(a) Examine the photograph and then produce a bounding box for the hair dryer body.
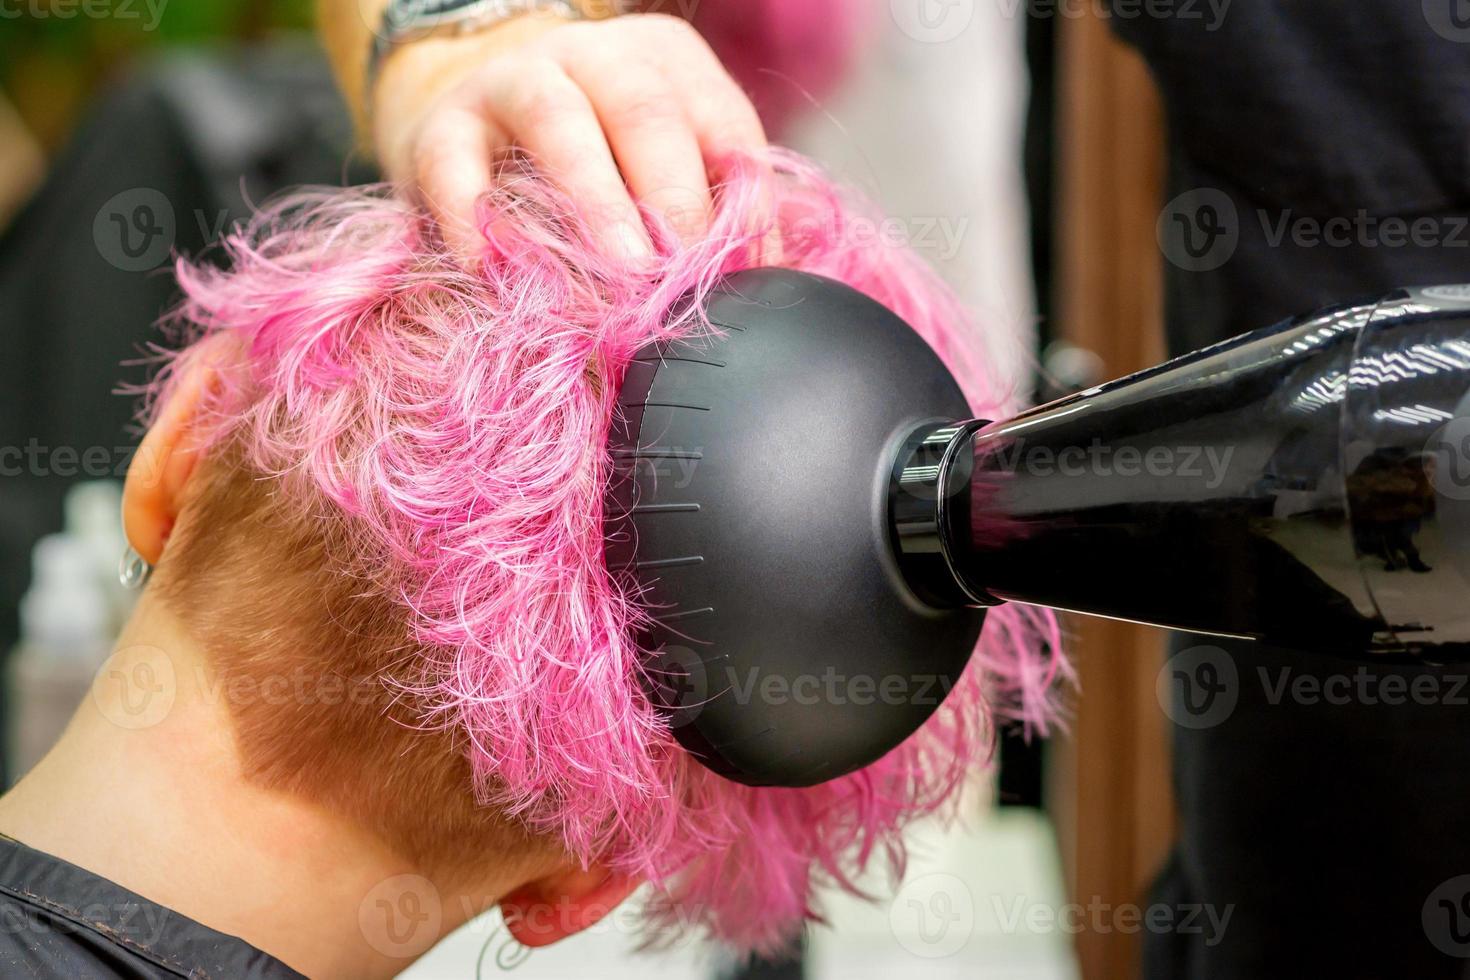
[946,285,1470,663]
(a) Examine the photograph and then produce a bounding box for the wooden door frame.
[1046,10,1174,980]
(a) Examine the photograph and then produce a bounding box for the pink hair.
[150,149,1066,955]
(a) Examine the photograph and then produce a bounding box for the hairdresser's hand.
[371,12,769,260]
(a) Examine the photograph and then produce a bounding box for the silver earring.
[119,547,152,590]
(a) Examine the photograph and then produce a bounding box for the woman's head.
[122,150,1064,956]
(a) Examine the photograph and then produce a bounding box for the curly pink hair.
[146,149,1065,955]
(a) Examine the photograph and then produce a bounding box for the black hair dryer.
[608,270,1470,788]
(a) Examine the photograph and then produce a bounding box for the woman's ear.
[499,864,643,948]
[121,358,218,566]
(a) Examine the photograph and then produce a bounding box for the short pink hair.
[149,149,1065,955]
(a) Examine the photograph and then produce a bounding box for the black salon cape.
[0,836,303,979]
[1111,4,1470,978]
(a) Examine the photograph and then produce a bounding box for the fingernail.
[611,221,654,263]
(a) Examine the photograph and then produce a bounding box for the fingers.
[641,18,780,263]
[556,15,775,257]
[412,105,503,259]
[392,14,779,265]
[561,54,712,245]
[484,59,655,263]
[643,16,768,171]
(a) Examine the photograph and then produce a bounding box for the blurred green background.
[2,0,313,151]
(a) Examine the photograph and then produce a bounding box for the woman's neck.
[0,594,507,979]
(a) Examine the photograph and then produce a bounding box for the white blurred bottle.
[8,482,126,779]
[62,481,133,626]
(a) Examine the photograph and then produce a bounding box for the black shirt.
[1111,4,1470,978]
[0,835,303,979]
